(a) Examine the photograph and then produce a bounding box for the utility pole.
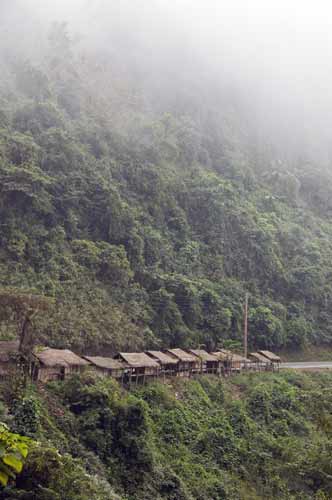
[244,292,249,359]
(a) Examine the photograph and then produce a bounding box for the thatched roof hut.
[33,348,89,382]
[146,351,179,365]
[213,349,238,360]
[231,353,248,363]
[189,349,220,374]
[166,348,197,363]
[212,350,247,372]
[165,348,200,375]
[258,350,281,363]
[249,352,270,364]
[116,352,159,368]
[189,349,219,362]
[213,350,247,362]
[146,350,179,377]
[83,356,126,379]
[84,356,125,371]
[34,348,89,368]
[115,352,159,381]
[212,351,230,361]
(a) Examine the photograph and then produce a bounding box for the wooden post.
[198,343,205,375]
[244,293,249,360]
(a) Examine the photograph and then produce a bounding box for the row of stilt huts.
[0,341,281,384]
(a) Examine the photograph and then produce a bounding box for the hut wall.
[130,366,158,378]
[206,361,219,374]
[230,359,243,372]
[131,367,145,377]
[145,366,158,376]
[37,366,64,382]
[176,361,194,376]
[91,366,108,377]
[88,365,124,379]
[164,363,177,375]
[111,368,124,379]
[66,365,87,376]
[37,364,87,382]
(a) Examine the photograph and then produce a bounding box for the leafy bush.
[11,397,40,437]
[0,423,30,487]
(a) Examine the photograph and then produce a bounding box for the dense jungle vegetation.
[1,21,332,354]
[1,6,332,499]
[1,371,332,499]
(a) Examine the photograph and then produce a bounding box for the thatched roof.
[34,348,90,368]
[83,356,126,370]
[249,352,270,363]
[189,349,219,362]
[212,350,247,363]
[117,352,160,368]
[146,351,178,365]
[166,348,198,363]
[213,350,236,360]
[212,351,230,361]
[231,353,248,363]
[0,341,20,362]
[218,349,235,357]
[258,350,281,362]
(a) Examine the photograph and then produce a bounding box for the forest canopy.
[0,4,332,354]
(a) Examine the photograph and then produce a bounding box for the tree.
[0,288,52,355]
[249,305,285,349]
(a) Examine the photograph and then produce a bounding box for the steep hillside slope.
[2,372,332,499]
[1,23,332,353]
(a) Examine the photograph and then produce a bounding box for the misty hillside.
[3,3,332,500]
[1,4,332,354]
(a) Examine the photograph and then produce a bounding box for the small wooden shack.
[114,352,159,383]
[165,348,200,377]
[213,350,248,374]
[188,349,220,374]
[33,348,90,382]
[212,350,233,375]
[258,350,281,371]
[249,352,270,371]
[146,351,178,377]
[0,341,20,379]
[231,353,248,371]
[83,356,126,380]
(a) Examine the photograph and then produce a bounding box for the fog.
[2,0,332,163]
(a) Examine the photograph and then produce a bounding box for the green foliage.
[2,14,332,500]
[11,397,40,437]
[1,372,332,498]
[9,445,119,500]
[249,305,285,349]
[0,423,30,487]
[0,20,332,354]
[110,398,154,492]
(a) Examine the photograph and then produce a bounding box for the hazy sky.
[2,0,332,161]
[5,0,332,89]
